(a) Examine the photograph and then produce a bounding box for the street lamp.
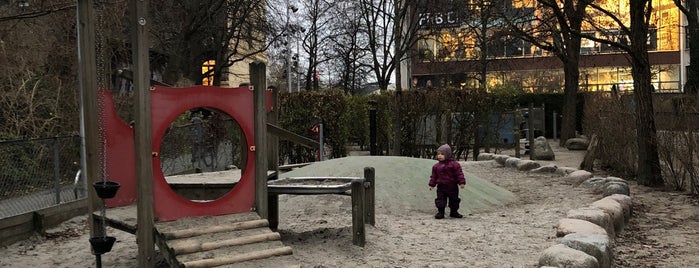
[286,3,298,93]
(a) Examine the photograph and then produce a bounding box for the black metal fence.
[0,136,82,219]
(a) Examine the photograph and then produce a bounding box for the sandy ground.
[1,140,697,267]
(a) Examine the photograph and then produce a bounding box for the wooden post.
[251,61,268,218]
[130,0,155,266]
[268,194,279,230]
[351,179,365,247]
[528,103,534,160]
[363,167,375,226]
[76,0,102,238]
[514,107,520,158]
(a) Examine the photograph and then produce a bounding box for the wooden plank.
[266,123,319,149]
[92,205,138,234]
[0,218,34,247]
[172,232,281,255]
[182,246,293,268]
[580,134,599,171]
[34,199,88,234]
[0,212,34,229]
[160,219,269,240]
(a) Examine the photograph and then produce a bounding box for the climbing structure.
[92,85,295,267]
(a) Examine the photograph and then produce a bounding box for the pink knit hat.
[437,144,452,159]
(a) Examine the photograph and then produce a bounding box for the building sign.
[418,11,462,29]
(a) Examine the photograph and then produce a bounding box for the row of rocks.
[477,153,632,268]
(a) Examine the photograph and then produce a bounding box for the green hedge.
[276,88,573,162]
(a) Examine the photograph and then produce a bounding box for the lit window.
[202,60,215,86]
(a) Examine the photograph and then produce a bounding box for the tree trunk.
[559,48,580,146]
[683,0,699,93]
[630,0,664,186]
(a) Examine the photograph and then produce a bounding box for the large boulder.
[591,198,625,232]
[606,194,633,222]
[565,138,590,150]
[477,153,495,161]
[539,244,600,268]
[531,136,555,160]
[556,218,608,237]
[604,182,630,197]
[561,233,613,268]
[566,207,615,237]
[516,160,541,171]
[494,154,509,166]
[565,170,594,185]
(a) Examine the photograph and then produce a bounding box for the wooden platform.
[94,205,296,267]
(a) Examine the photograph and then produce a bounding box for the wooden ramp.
[95,206,296,267]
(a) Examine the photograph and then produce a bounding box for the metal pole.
[318,122,324,161]
[553,111,558,141]
[286,0,292,93]
[297,41,301,92]
[368,100,377,156]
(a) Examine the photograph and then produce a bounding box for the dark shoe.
[450,212,463,218]
[435,212,445,219]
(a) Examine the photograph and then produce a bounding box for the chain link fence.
[160,113,244,176]
[0,136,82,219]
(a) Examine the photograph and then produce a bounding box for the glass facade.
[412,0,682,92]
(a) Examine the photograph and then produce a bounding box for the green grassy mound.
[279,156,517,214]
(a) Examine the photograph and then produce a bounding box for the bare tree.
[327,1,372,94]
[506,0,589,146]
[576,0,663,186]
[358,0,421,155]
[150,0,273,86]
[674,0,699,93]
[298,0,336,91]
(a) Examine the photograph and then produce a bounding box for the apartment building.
[409,0,685,93]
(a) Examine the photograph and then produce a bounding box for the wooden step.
[154,212,296,268]
[181,246,293,268]
[161,219,269,240]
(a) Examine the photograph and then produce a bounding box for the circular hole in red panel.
[159,107,247,201]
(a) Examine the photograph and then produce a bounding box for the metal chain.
[95,0,108,183]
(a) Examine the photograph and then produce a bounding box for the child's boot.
[435,208,445,219]
[450,210,463,218]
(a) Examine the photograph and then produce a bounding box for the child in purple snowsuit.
[428,144,466,219]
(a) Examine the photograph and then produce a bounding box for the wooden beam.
[129,0,155,266]
[172,232,282,255]
[363,167,375,226]
[161,219,269,239]
[251,62,268,219]
[76,0,101,238]
[351,179,365,247]
[266,123,319,149]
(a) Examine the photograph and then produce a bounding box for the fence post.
[363,167,375,226]
[53,137,61,204]
[351,179,365,247]
[553,111,558,141]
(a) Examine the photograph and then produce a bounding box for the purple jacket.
[429,159,466,187]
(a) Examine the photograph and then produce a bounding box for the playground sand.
[2,142,699,267]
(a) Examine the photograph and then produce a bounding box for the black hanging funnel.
[89,236,116,255]
[92,181,120,199]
